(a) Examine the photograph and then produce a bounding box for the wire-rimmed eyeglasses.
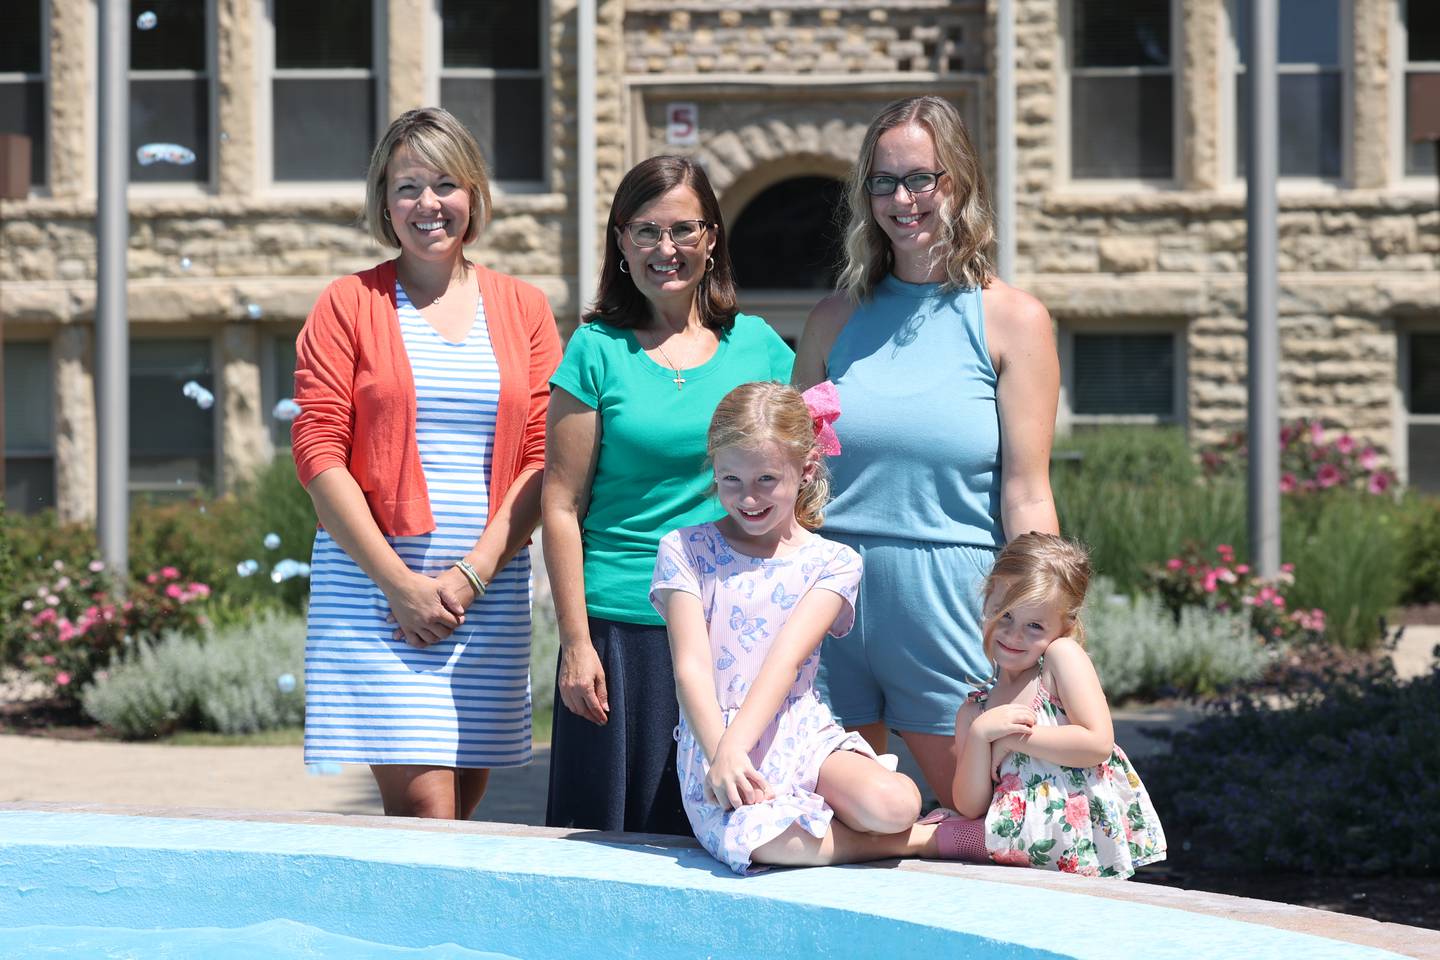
[619,219,712,248]
[862,170,947,197]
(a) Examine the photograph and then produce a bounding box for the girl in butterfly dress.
[651,381,954,873]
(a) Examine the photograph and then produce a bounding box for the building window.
[265,333,298,453]
[439,0,544,182]
[730,177,846,292]
[0,0,46,188]
[1404,0,1440,176]
[129,0,210,185]
[271,0,377,182]
[4,341,55,513]
[1404,331,1440,492]
[130,339,215,497]
[1232,0,1344,179]
[1067,0,1175,180]
[1060,329,1185,427]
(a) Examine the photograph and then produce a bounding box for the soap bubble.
[135,10,157,30]
[272,398,302,421]
[236,559,259,578]
[136,143,196,166]
[246,303,263,320]
[219,131,230,142]
[263,532,281,550]
[276,673,297,693]
[179,256,192,270]
[270,559,311,583]
[181,380,214,410]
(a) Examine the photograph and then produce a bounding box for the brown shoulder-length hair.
[363,107,492,248]
[585,155,739,332]
[837,96,996,302]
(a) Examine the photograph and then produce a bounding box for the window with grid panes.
[440,0,544,182]
[272,0,376,181]
[129,0,210,184]
[1072,332,1177,419]
[1407,333,1440,492]
[1405,0,1440,176]
[1068,0,1174,180]
[4,341,55,513]
[0,0,45,188]
[129,339,216,497]
[1233,0,1343,179]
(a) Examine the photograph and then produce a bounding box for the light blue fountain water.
[0,811,1414,960]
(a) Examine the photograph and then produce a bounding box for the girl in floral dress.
[651,381,957,874]
[935,533,1166,878]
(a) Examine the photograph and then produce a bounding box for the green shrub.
[530,597,558,723]
[1399,494,1440,606]
[1144,662,1440,875]
[82,611,305,738]
[1053,425,1201,486]
[1282,491,1406,649]
[1083,579,1269,701]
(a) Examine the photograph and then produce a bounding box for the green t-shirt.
[550,313,795,624]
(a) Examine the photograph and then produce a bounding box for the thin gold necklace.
[402,263,468,307]
[652,339,687,390]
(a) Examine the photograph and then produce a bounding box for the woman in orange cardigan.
[292,107,562,820]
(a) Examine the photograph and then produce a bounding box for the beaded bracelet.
[453,558,487,597]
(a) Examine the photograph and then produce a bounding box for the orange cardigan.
[291,259,562,537]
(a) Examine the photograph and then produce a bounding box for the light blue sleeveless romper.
[816,274,1003,735]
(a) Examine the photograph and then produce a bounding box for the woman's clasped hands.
[384,568,477,647]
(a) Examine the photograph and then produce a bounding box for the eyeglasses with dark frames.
[620,219,712,248]
[862,170,947,197]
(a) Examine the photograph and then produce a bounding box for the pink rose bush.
[1149,543,1326,643]
[1200,420,1398,498]
[14,563,210,706]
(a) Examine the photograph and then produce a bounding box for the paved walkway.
[3,626,1434,823]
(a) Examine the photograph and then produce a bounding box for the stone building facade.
[1,0,1437,522]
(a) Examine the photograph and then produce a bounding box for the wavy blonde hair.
[363,107,492,249]
[981,533,1093,662]
[707,382,830,532]
[838,96,996,302]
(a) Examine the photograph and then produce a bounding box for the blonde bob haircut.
[707,381,831,532]
[981,533,1092,662]
[364,107,493,249]
[838,96,996,302]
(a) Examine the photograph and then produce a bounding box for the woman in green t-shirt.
[543,156,794,834]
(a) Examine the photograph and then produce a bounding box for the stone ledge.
[1042,189,1440,217]
[0,191,569,219]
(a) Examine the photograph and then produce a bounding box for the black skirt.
[544,615,691,835]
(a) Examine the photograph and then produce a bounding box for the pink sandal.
[927,812,988,862]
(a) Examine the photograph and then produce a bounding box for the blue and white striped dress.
[303,285,533,769]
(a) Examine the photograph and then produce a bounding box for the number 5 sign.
[666,103,699,146]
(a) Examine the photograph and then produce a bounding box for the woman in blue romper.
[793,96,1060,810]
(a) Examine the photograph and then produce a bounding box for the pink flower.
[1279,473,1297,493]
[57,619,77,643]
[89,560,105,573]
[1279,425,1296,446]
[55,672,71,686]
[165,583,183,599]
[32,609,56,626]
[1057,854,1080,874]
[1367,472,1391,495]
[1064,792,1090,831]
[1309,420,1325,444]
[42,655,56,665]
[1272,595,1286,608]
[146,573,159,584]
[992,849,1031,867]
[1203,571,1219,593]
[55,576,71,590]
[997,772,1023,794]
[160,566,180,580]
[1216,544,1234,560]
[1235,564,1250,575]
[1166,558,1183,571]
[1336,434,1354,455]
[1280,563,1295,573]
[45,594,59,606]
[188,582,211,598]
[1359,447,1380,471]
[1316,463,1343,488]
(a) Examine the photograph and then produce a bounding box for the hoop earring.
[383,209,392,221]
[619,259,630,274]
[706,256,715,272]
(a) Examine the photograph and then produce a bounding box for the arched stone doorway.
[727,175,849,343]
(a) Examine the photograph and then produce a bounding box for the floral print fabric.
[651,523,890,875]
[980,683,1167,878]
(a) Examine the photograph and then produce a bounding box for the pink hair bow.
[801,381,842,456]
